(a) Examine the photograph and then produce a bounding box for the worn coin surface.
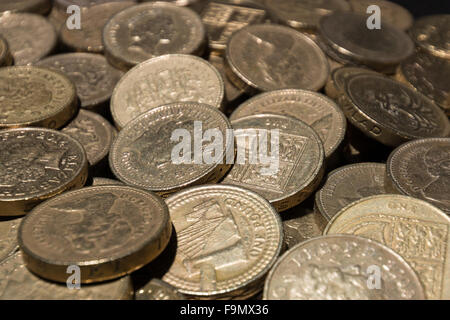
[339,73,450,147]
[225,24,329,94]
[282,206,323,250]
[0,128,88,216]
[135,278,185,300]
[0,251,133,300]
[263,235,425,300]
[103,2,206,70]
[111,54,224,129]
[0,0,51,15]
[0,36,13,67]
[0,218,21,263]
[19,185,172,283]
[325,66,379,100]
[410,15,450,60]
[110,102,232,195]
[36,53,124,110]
[319,12,414,73]
[0,66,78,129]
[222,114,325,212]
[325,195,450,299]
[386,138,450,216]
[162,185,283,298]
[0,13,56,65]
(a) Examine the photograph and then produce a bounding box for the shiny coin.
[136,278,185,300]
[325,66,379,100]
[339,73,450,147]
[0,0,51,15]
[222,114,325,212]
[325,194,450,299]
[0,66,78,129]
[110,102,232,196]
[225,24,329,94]
[91,177,123,186]
[0,128,88,216]
[0,218,21,263]
[319,12,414,73]
[386,138,450,215]
[208,53,243,105]
[36,53,123,111]
[18,185,172,283]
[410,15,450,60]
[0,12,56,65]
[0,35,13,67]
[282,206,323,250]
[162,185,283,299]
[0,251,133,300]
[111,54,224,129]
[263,234,425,300]
[103,2,206,70]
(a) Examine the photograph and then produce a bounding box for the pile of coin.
[0,0,449,300]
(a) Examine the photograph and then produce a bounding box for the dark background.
[390,0,449,17]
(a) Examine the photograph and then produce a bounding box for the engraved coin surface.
[325,66,379,100]
[264,235,425,300]
[282,207,323,250]
[18,185,172,283]
[0,13,56,65]
[386,138,450,215]
[0,128,88,216]
[0,66,78,129]
[0,251,133,300]
[36,53,124,110]
[225,24,329,94]
[410,15,450,60]
[0,35,13,67]
[111,54,224,129]
[110,102,232,195]
[0,0,51,15]
[222,114,325,212]
[325,195,450,299]
[230,89,346,160]
[0,218,21,263]
[62,110,117,166]
[136,278,185,300]
[162,185,283,298]
[103,2,206,70]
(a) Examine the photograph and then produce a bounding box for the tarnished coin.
[19,185,172,283]
[325,66,379,100]
[91,177,123,186]
[111,54,224,129]
[62,110,117,167]
[229,90,346,162]
[0,12,56,65]
[222,114,325,212]
[325,194,450,300]
[396,51,450,116]
[208,53,243,105]
[0,251,133,300]
[0,128,88,216]
[0,0,51,15]
[410,15,450,60]
[136,278,185,300]
[319,12,414,73]
[0,66,78,129]
[282,206,323,250]
[0,35,13,67]
[225,24,329,94]
[60,2,136,53]
[386,138,450,215]
[263,235,425,300]
[36,53,123,111]
[103,2,206,70]
[162,185,283,299]
[110,103,232,195]
[314,163,387,224]
[348,0,413,31]
[264,0,350,31]
[0,218,21,263]
[339,73,450,147]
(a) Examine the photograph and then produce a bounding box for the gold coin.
[0,35,13,67]
[410,15,450,60]
[0,217,21,263]
[0,0,51,15]
[135,278,185,300]
[91,177,123,186]
[18,185,172,283]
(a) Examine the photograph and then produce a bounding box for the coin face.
[319,12,414,73]
[110,102,232,195]
[0,66,78,129]
[263,235,425,300]
[0,251,133,300]
[136,278,185,300]
[230,89,346,160]
[222,114,325,212]
[282,207,323,250]
[315,163,387,222]
[325,66,378,100]
[0,13,56,65]
[0,218,21,263]
[162,185,283,298]
[386,138,450,215]
[208,54,243,104]
[340,73,450,147]
[103,2,206,70]
[225,24,329,94]
[0,35,13,67]
[62,110,117,166]
[19,185,172,283]
[410,15,450,60]
[111,54,224,129]
[0,0,51,15]
[325,194,450,299]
